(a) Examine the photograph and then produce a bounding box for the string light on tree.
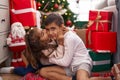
[65,12,68,15]
[52,0,54,2]
[63,0,65,2]
[51,8,54,10]
[58,0,60,3]
[42,0,44,3]
[36,0,77,27]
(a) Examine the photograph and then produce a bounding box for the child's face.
[39,29,49,42]
[45,22,62,40]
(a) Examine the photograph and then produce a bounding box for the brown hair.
[25,27,47,68]
[44,13,64,27]
[25,27,57,69]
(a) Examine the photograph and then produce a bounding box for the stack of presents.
[75,10,117,77]
[8,0,37,67]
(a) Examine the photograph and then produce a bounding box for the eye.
[51,27,56,31]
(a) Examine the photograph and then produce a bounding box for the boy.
[39,13,93,80]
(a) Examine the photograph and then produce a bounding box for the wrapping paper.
[91,32,117,53]
[10,0,36,26]
[89,50,112,72]
[88,10,113,31]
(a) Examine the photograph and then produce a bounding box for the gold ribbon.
[87,11,111,31]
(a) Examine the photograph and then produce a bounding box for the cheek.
[51,33,57,39]
[44,35,49,41]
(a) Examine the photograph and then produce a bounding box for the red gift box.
[88,10,113,32]
[10,0,36,26]
[12,0,35,10]
[21,73,45,80]
[91,32,117,53]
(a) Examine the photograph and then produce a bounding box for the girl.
[26,27,71,80]
[0,27,64,76]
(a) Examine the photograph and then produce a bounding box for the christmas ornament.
[36,2,42,9]
[66,20,72,26]
[37,2,42,7]
[54,3,59,9]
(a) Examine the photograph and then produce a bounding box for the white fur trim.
[12,59,17,62]
[17,58,22,61]
[9,42,26,47]
[12,8,36,14]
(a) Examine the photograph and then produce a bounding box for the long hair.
[25,27,58,69]
[25,27,46,69]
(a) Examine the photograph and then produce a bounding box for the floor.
[0,60,22,80]
[0,74,22,80]
[0,61,111,80]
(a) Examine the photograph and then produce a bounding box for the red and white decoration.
[10,0,37,27]
[7,22,26,67]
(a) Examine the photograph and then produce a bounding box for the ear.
[61,24,65,28]
[59,24,65,30]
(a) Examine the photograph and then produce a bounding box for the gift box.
[89,50,112,72]
[91,32,117,53]
[10,0,36,26]
[21,73,45,80]
[91,72,113,77]
[74,29,87,44]
[88,10,113,31]
[11,0,35,10]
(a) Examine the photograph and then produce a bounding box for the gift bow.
[87,11,111,31]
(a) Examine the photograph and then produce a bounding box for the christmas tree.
[36,0,77,28]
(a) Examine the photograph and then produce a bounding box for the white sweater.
[49,31,93,75]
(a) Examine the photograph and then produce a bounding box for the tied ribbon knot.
[87,11,111,31]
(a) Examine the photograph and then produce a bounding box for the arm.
[21,52,28,67]
[49,33,75,67]
[41,45,64,59]
[49,45,64,59]
[77,69,89,80]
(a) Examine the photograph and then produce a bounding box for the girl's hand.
[57,29,64,45]
[57,35,64,45]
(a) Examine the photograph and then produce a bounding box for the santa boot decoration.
[11,52,19,67]
[17,52,26,67]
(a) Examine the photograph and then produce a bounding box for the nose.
[48,30,53,38]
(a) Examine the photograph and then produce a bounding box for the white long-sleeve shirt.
[49,30,93,75]
[48,45,64,59]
